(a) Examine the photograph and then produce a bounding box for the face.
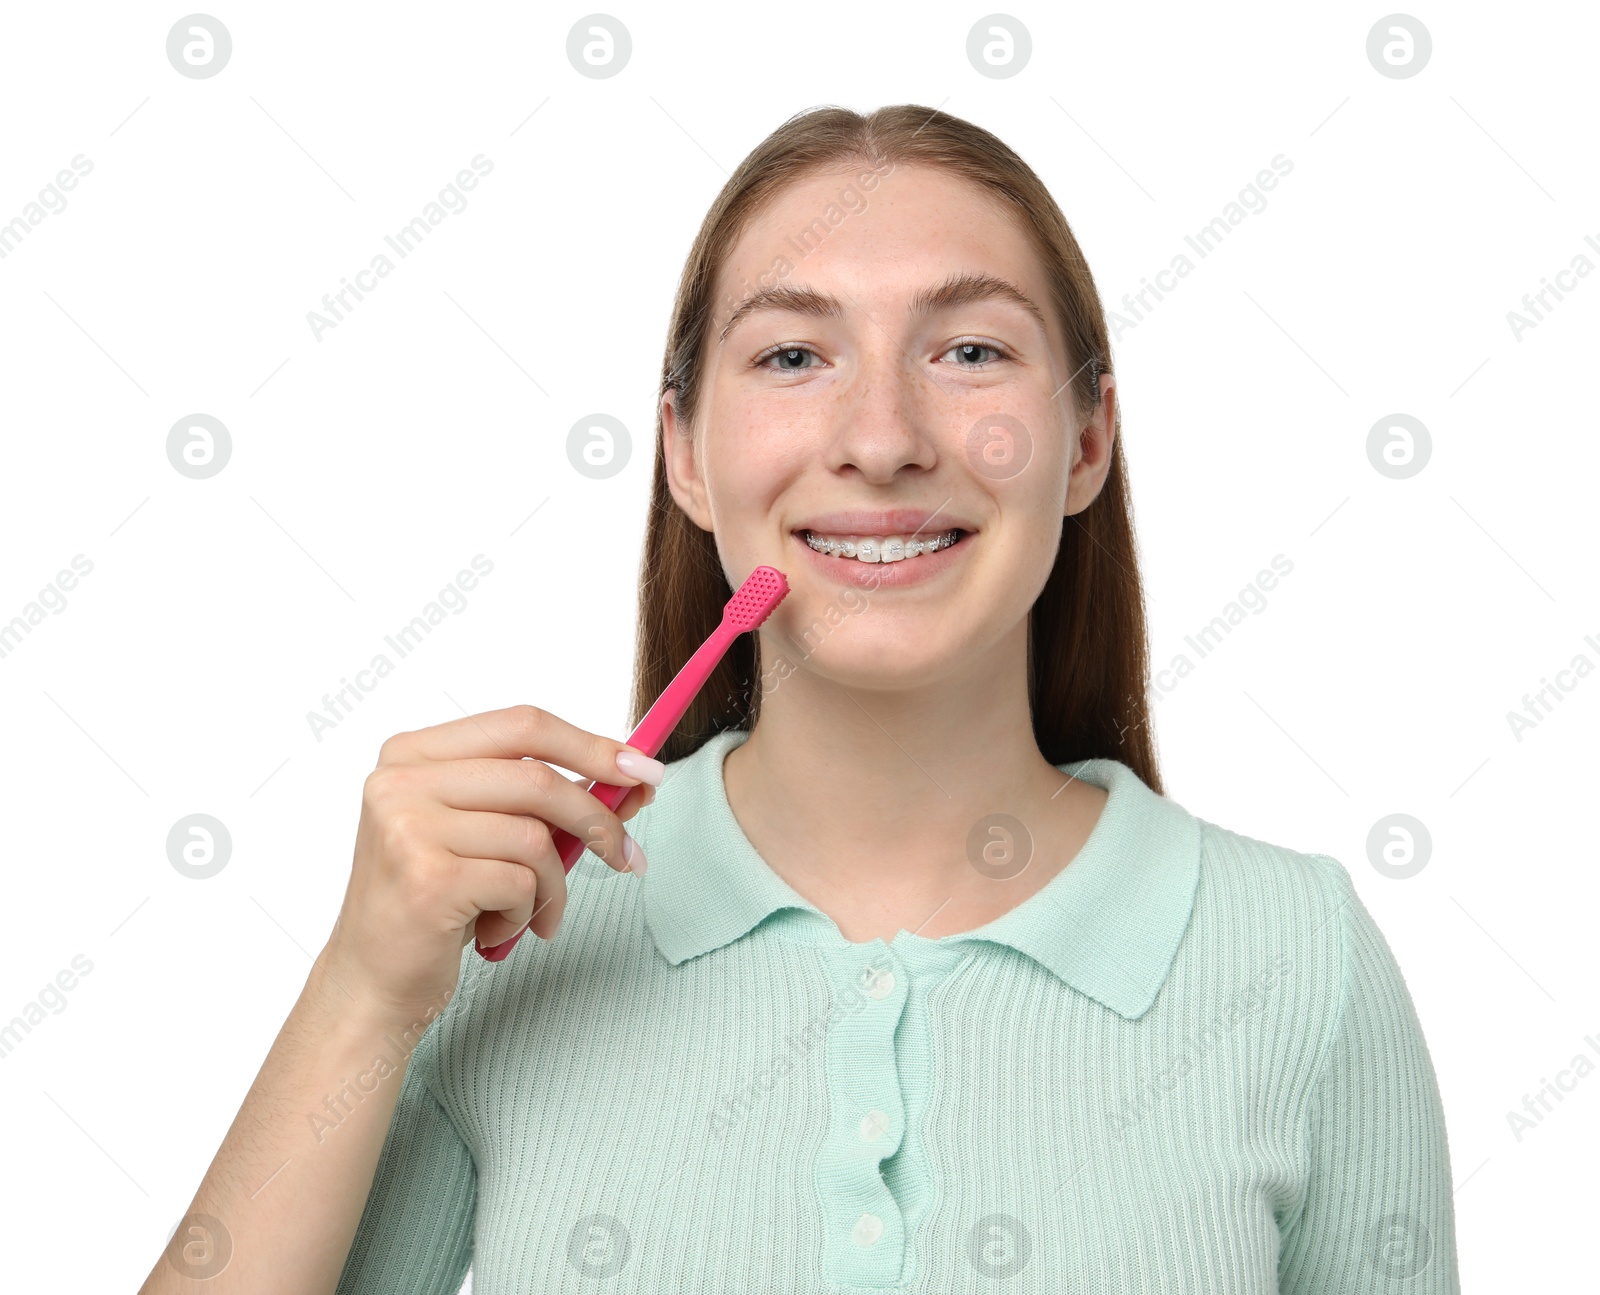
[662,162,1116,691]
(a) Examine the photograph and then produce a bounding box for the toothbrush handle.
[475,623,736,962]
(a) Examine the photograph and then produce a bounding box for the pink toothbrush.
[474,564,790,961]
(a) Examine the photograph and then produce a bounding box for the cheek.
[714,418,816,496]
[981,425,1073,514]
[962,400,1073,480]
[700,432,793,538]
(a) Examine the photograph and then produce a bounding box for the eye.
[940,339,1011,368]
[753,344,823,372]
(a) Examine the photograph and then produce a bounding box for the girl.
[146,104,1459,1295]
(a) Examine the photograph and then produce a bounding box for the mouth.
[788,523,975,590]
[792,527,971,563]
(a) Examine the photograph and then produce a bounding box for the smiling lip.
[790,508,979,537]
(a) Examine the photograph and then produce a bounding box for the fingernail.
[615,750,666,786]
[622,832,648,877]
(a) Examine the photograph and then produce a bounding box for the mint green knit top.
[335,729,1460,1294]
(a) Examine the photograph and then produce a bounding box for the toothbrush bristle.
[723,565,790,632]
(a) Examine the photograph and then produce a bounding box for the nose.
[825,341,941,483]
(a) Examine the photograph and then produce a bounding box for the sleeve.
[334,963,479,1294]
[1277,856,1461,1295]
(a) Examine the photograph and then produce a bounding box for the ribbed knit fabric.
[335,729,1459,1294]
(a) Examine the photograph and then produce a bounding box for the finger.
[379,704,663,789]
[616,781,654,822]
[458,855,566,948]
[568,769,655,818]
[425,759,636,868]
[435,806,574,871]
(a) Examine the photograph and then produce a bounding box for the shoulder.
[1177,816,1364,1037]
[1188,814,1365,975]
[1180,813,1431,1055]
[1191,815,1356,933]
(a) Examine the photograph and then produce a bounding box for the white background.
[0,2,1595,1290]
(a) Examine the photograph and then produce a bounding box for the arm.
[139,704,655,1293]
[137,944,467,1295]
[335,957,478,1293]
[1278,856,1461,1294]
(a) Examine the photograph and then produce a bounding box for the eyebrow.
[716,270,1050,346]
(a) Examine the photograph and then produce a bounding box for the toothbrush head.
[722,565,789,633]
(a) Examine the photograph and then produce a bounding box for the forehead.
[714,163,1046,324]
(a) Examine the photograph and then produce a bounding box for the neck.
[722,618,1099,939]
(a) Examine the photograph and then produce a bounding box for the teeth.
[801,529,963,561]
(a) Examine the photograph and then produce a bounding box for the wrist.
[308,942,456,1039]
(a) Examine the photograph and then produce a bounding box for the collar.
[638,729,1201,1020]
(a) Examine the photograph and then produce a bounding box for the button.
[860,965,896,999]
[859,1110,890,1141]
[852,1213,884,1246]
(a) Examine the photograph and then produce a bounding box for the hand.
[323,704,660,1021]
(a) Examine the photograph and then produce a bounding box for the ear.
[661,386,714,531]
[1065,373,1117,518]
